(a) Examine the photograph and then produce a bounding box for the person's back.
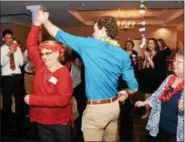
[81,38,133,100]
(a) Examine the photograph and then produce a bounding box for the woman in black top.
[141,38,163,119]
[157,38,171,82]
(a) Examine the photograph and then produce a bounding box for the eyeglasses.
[40,52,53,57]
[173,59,184,64]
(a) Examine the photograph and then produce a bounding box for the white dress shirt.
[1,44,23,76]
[70,64,81,88]
[23,49,35,74]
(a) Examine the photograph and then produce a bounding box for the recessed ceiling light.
[175,1,182,4]
[80,3,87,6]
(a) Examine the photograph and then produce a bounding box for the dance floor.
[1,90,154,142]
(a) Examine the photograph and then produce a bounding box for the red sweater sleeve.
[26,25,43,69]
[30,68,73,107]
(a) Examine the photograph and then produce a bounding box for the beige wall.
[1,23,183,51]
[177,31,184,43]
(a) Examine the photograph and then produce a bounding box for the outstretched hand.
[178,99,184,111]
[135,101,147,107]
[117,90,129,102]
[24,95,30,105]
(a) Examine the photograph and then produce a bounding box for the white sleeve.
[71,65,81,88]
[0,46,10,67]
[23,49,28,57]
[17,47,24,66]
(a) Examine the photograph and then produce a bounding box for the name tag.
[49,76,58,85]
[132,54,136,57]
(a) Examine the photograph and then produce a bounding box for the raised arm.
[26,25,43,69]
[38,11,91,55]
[43,19,59,38]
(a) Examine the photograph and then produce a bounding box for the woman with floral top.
[135,50,184,142]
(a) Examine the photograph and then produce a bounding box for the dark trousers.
[73,83,86,136]
[146,127,176,142]
[37,123,71,142]
[158,127,176,142]
[1,74,25,135]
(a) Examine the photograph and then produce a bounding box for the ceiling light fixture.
[116,9,135,31]
[116,20,135,31]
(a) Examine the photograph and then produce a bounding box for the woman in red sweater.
[24,23,73,142]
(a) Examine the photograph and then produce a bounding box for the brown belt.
[87,96,117,105]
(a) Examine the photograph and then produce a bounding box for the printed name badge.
[49,76,58,85]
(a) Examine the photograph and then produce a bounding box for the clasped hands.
[7,41,18,56]
[33,8,49,26]
[144,51,150,59]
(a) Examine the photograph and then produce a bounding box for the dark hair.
[157,38,167,48]
[146,38,159,52]
[125,40,135,49]
[95,16,118,39]
[2,29,13,37]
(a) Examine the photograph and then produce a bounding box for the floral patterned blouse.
[146,75,184,142]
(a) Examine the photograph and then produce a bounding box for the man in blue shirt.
[35,10,138,141]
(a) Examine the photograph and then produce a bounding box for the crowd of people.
[0,7,184,142]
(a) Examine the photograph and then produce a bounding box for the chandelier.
[116,20,135,31]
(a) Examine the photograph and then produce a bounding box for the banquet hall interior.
[0,1,184,142]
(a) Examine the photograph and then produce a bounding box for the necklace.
[99,37,120,47]
[159,74,184,102]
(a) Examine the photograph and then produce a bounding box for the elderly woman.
[24,21,73,142]
[135,50,184,142]
[124,40,138,77]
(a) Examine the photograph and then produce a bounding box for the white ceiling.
[0,1,184,28]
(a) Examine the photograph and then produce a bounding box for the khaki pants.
[81,100,120,141]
